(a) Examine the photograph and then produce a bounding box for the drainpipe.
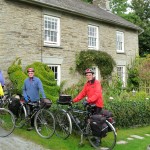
[41,9,43,63]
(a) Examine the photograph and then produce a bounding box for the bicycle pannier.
[102,109,113,118]
[101,122,108,137]
[8,97,21,117]
[41,98,52,109]
[57,95,72,105]
[90,114,106,137]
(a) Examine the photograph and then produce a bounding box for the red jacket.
[73,79,103,108]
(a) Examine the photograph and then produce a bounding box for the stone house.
[1,0,142,88]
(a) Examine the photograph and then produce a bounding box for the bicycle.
[0,87,14,108]
[0,107,15,137]
[55,95,117,150]
[15,98,55,139]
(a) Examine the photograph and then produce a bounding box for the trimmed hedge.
[105,99,150,128]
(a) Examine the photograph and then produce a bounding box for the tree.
[130,0,150,56]
[110,0,129,15]
[110,0,150,56]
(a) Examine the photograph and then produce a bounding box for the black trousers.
[26,103,37,127]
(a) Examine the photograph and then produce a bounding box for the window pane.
[44,15,60,45]
[116,31,124,52]
[88,25,98,49]
[117,66,125,87]
[49,66,58,80]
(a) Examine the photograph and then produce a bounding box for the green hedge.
[105,99,150,128]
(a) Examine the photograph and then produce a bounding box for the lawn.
[14,125,150,150]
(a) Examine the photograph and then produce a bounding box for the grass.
[114,126,150,150]
[13,125,150,150]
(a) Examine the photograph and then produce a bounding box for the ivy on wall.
[76,50,116,78]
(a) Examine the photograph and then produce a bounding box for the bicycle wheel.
[15,105,26,128]
[87,120,117,150]
[0,108,15,137]
[34,109,55,139]
[55,109,72,139]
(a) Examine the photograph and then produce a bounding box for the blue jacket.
[23,76,46,102]
[0,71,5,86]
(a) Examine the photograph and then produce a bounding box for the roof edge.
[14,0,142,31]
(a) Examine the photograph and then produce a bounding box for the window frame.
[48,65,61,86]
[44,15,60,47]
[88,25,99,50]
[116,31,124,53]
[117,66,126,87]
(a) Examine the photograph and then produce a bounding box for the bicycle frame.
[19,100,40,121]
[60,104,94,145]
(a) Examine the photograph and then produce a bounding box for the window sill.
[116,52,125,54]
[43,44,63,49]
[88,48,99,50]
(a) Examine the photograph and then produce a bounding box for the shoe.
[27,126,34,131]
[95,139,100,147]
[90,137,100,147]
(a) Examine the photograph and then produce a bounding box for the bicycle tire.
[55,109,72,139]
[34,109,55,139]
[87,120,117,150]
[15,105,26,128]
[0,108,15,137]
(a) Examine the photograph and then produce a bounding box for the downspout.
[41,8,43,62]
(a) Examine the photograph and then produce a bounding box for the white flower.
[109,97,114,100]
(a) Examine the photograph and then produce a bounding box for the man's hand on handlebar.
[82,100,88,106]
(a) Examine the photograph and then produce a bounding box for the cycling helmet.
[27,68,34,72]
[85,68,94,74]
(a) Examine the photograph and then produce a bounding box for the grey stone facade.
[0,0,139,88]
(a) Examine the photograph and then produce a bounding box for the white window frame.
[88,25,99,50]
[44,15,60,46]
[116,31,124,53]
[117,66,126,87]
[49,65,61,86]
[92,66,99,80]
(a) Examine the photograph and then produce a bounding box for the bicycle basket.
[40,98,52,109]
[57,95,72,105]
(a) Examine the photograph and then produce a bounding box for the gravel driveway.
[0,134,50,150]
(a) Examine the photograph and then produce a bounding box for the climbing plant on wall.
[76,50,116,78]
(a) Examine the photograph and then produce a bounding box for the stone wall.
[0,0,139,88]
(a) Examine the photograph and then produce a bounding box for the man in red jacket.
[73,68,104,114]
[73,68,104,146]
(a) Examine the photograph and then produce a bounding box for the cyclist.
[73,68,104,146]
[23,68,46,131]
[0,70,5,89]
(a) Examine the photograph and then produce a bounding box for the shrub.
[106,99,150,128]
[76,50,116,78]
[62,77,85,98]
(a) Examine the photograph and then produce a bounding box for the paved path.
[117,134,150,145]
[0,134,50,150]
